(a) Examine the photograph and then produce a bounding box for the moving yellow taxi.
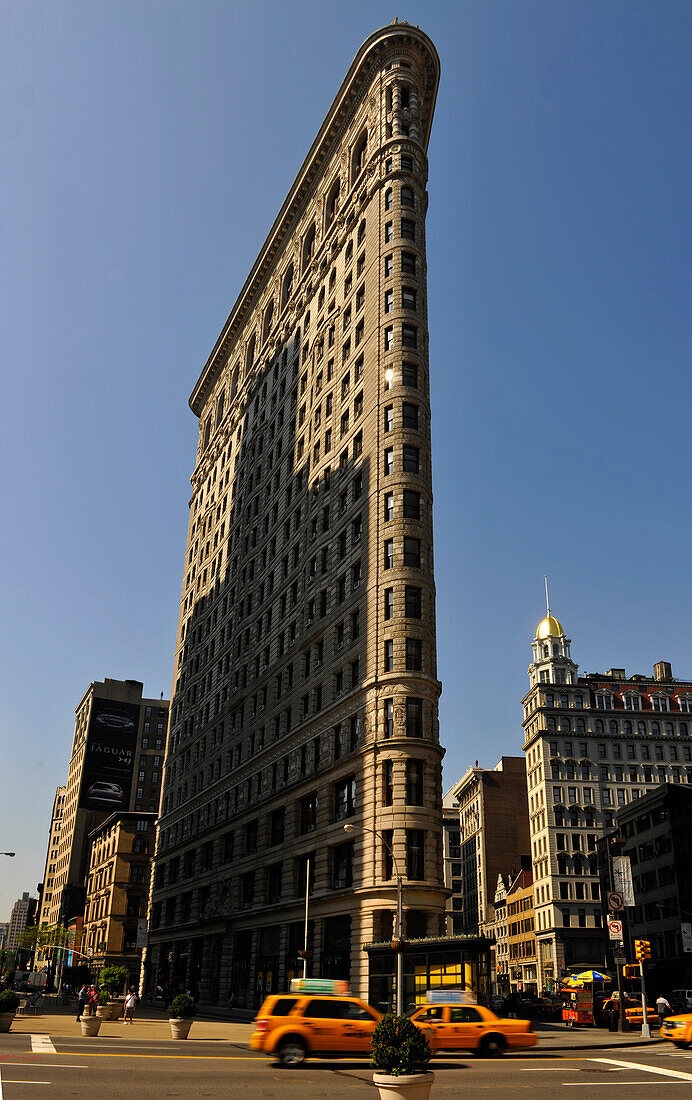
[250,981,381,1065]
[409,1001,537,1056]
[660,1014,692,1049]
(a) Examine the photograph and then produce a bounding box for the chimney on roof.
[654,661,672,681]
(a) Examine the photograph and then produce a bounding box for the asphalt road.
[2,1034,692,1097]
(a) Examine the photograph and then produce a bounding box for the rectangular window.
[384,587,394,620]
[402,403,419,430]
[407,829,425,878]
[384,289,394,313]
[403,537,421,567]
[406,697,423,737]
[402,287,417,310]
[384,253,393,277]
[384,222,393,243]
[401,218,416,241]
[403,489,420,519]
[402,324,417,348]
[384,639,394,672]
[403,445,419,472]
[334,775,356,821]
[384,698,394,739]
[405,637,422,671]
[332,842,354,889]
[384,447,394,475]
[402,362,418,388]
[384,491,394,521]
[405,586,422,618]
[383,758,393,804]
[402,251,416,275]
[406,760,424,805]
[384,405,394,431]
[384,539,394,569]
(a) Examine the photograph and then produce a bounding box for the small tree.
[98,966,130,997]
[0,990,21,1014]
[371,1014,432,1077]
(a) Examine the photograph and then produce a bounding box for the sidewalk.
[533,1020,664,1051]
[7,1004,254,1043]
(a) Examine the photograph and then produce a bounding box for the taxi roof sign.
[425,989,476,1005]
[289,978,350,996]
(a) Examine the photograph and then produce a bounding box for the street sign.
[682,923,692,954]
[608,892,624,912]
[608,919,623,939]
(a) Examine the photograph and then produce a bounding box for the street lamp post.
[344,823,404,1016]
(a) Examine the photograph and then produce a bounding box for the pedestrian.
[88,986,98,1016]
[656,993,673,1028]
[76,985,89,1022]
[123,987,138,1025]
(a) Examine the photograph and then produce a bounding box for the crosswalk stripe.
[30,1036,56,1054]
[593,1056,692,1082]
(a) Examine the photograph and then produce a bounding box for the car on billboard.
[87,780,125,803]
[95,712,136,732]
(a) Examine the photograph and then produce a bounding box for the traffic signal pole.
[639,961,651,1039]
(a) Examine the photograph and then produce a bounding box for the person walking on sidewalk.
[657,994,673,1028]
[76,985,89,1021]
[123,988,138,1025]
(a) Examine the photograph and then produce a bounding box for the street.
[2,1033,692,1097]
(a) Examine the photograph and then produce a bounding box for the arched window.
[609,720,618,734]
[681,722,688,735]
[133,836,147,855]
[352,130,367,183]
[637,721,646,735]
[576,718,585,732]
[229,364,239,399]
[623,720,632,735]
[281,264,294,308]
[652,722,660,735]
[262,300,274,341]
[665,722,674,736]
[401,185,415,209]
[384,188,393,211]
[302,224,316,273]
[325,177,340,230]
[547,717,556,731]
[595,719,604,733]
[203,418,212,450]
[560,718,571,732]
[216,391,225,427]
[543,645,549,657]
[245,332,256,375]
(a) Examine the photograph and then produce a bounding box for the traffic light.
[622,964,639,979]
[635,939,652,960]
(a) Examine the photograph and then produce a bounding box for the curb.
[536,1037,665,1052]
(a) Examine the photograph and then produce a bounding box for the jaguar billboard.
[78,697,140,810]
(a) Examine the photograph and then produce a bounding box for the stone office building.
[522,607,692,990]
[147,24,447,1007]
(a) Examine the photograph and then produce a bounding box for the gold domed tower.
[528,580,577,687]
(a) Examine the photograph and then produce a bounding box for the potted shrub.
[371,1014,434,1100]
[168,994,196,1039]
[0,989,20,1033]
[95,990,111,1020]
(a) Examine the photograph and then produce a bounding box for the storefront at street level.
[365,935,493,1014]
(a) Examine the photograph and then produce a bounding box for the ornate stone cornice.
[189,23,440,418]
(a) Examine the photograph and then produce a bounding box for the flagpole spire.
[545,574,550,616]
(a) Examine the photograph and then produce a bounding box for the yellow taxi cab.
[602,996,658,1026]
[409,992,537,1057]
[660,1014,692,1049]
[250,979,381,1065]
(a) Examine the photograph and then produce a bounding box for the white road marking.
[30,1035,55,1054]
[565,1081,684,1086]
[593,1056,692,1082]
[0,1082,52,1087]
[521,1068,582,1071]
[7,1063,86,1069]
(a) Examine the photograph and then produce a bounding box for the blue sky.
[1,0,691,919]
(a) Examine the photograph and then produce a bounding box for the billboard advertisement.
[78,697,140,811]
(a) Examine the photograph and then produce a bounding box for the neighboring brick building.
[443,758,530,937]
[149,23,447,1008]
[83,813,157,986]
[506,869,537,996]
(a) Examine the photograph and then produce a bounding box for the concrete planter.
[0,1013,16,1034]
[169,1018,193,1040]
[373,1072,435,1100]
[96,1005,111,1020]
[108,1002,121,1020]
[80,1016,102,1037]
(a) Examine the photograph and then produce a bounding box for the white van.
[670,990,692,1012]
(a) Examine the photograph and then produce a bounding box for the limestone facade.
[148,23,446,1006]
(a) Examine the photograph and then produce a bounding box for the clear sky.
[1,0,691,920]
